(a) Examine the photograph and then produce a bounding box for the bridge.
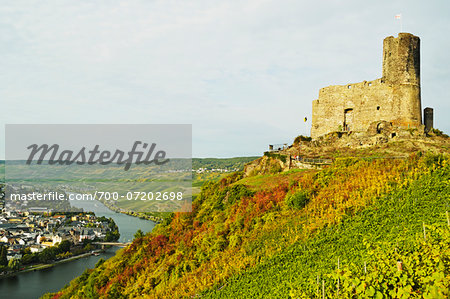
[92,242,131,248]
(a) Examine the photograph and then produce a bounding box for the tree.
[58,240,72,253]
[8,258,21,271]
[39,247,57,263]
[134,229,144,239]
[21,247,31,255]
[21,254,35,265]
[95,258,105,268]
[0,246,7,266]
[84,243,93,252]
[105,231,120,242]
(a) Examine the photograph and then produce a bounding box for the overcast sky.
[1,0,449,158]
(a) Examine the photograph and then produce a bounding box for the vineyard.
[45,153,449,298]
[202,156,449,298]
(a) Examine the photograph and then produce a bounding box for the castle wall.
[311,33,422,139]
[312,79,390,137]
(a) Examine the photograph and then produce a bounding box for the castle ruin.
[311,33,432,139]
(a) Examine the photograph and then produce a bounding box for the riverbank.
[101,199,164,223]
[0,250,104,279]
[0,199,156,299]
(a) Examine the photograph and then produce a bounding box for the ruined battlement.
[318,79,384,96]
[311,33,425,139]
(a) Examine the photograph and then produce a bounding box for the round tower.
[382,33,422,127]
[382,33,420,86]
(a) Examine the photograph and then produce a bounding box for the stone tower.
[311,33,424,139]
[382,33,422,127]
[382,33,420,85]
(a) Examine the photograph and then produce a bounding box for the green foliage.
[21,247,31,255]
[422,152,446,168]
[196,182,255,220]
[192,157,259,171]
[314,157,359,187]
[192,172,230,188]
[430,128,449,138]
[39,247,58,263]
[293,135,312,144]
[264,152,287,163]
[332,224,450,298]
[229,234,242,248]
[224,184,255,206]
[105,217,120,241]
[21,253,35,265]
[285,189,309,209]
[0,245,7,266]
[56,252,73,259]
[57,240,72,253]
[269,161,283,174]
[84,243,93,252]
[48,155,450,298]
[161,213,175,227]
[202,160,450,298]
[8,258,21,271]
[134,229,145,239]
[95,258,105,268]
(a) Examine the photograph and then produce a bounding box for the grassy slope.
[45,154,449,298]
[203,160,449,298]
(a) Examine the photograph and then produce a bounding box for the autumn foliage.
[48,153,448,298]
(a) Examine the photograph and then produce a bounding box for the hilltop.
[45,138,450,298]
[244,132,450,176]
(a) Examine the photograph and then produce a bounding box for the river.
[0,200,156,299]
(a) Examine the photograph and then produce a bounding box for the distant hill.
[192,157,259,171]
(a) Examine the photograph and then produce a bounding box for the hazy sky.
[1,0,449,158]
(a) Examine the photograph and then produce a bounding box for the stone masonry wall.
[311,33,422,139]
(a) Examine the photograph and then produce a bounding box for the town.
[0,195,119,275]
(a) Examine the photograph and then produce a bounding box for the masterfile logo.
[5,124,192,213]
[26,141,170,171]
